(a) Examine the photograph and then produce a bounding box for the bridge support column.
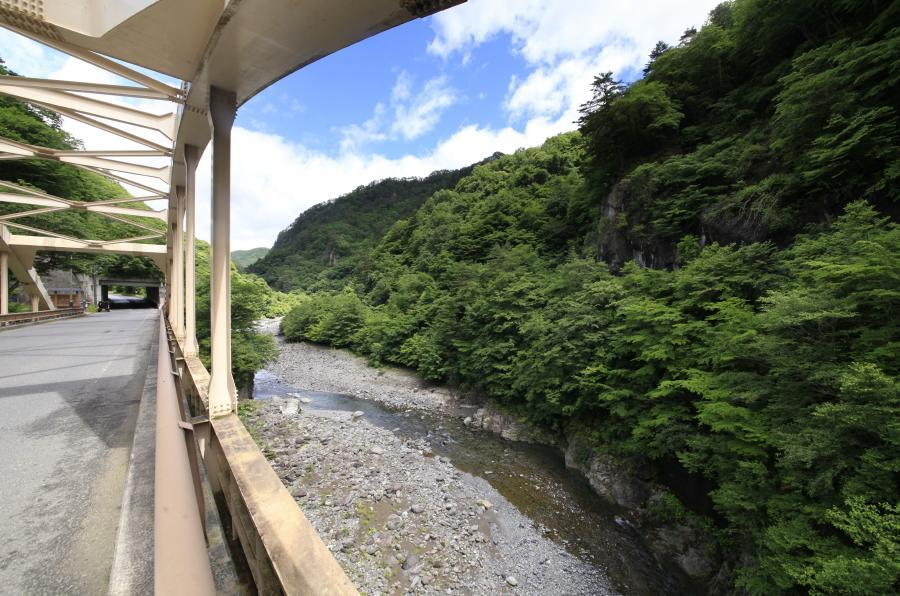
[184,144,200,357]
[207,86,237,417]
[169,187,185,339]
[30,293,39,312]
[0,250,7,315]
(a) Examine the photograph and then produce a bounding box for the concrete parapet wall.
[0,307,84,328]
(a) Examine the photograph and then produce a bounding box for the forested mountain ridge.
[249,155,501,291]
[232,247,269,270]
[276,1,900,593]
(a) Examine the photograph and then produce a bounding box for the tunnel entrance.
[98,278,161,309]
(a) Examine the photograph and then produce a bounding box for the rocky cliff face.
[463,402,559,446]
[463,399,729,592]
[596,177,779,272]
[596,179,678,270]
[563,435,725,589]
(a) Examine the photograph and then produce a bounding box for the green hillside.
[276,1,900,593]
[248,156,500,291]
[231,247,269,270]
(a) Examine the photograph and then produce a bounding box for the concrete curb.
[108,316,158,596]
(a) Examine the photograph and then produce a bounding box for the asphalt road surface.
[0,309,157,595]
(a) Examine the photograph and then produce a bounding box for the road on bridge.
[0,310,157,595]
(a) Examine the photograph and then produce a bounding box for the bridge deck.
[0,310,157,594]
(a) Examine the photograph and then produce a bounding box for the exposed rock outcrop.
[564,439,652,510]
[466,402,559,445]
[596,179,678,270]
[563,435,724,588]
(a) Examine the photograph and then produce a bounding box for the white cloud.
[390,74,457,140]
[0,29,65,76]
[429,0,719,66]
[338,103,388,152]
[340,71,458,150]
[431,0,721,125]
[505,45,639,122]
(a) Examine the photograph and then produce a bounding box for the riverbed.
[247,339,689,595]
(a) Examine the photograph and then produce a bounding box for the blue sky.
[238,20,523,159]
[0,0,722,249]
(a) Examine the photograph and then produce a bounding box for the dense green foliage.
[249,160,497,291]
[276,2,900,592]
[580,0,900,269]
[193,242,280,391]
[231,247,270,270]
[0,58,164,280]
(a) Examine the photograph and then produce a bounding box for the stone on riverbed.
[386,514,403,530]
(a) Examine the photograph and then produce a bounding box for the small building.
[46,287,85,309]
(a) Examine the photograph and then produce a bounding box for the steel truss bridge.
[0,1,463,593]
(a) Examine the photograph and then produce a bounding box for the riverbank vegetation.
[268,1,900,592]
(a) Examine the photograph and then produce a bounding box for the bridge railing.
[0,307,84,328]
[160,314,357,595]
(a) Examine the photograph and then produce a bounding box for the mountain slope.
[231,247,269,270]
[248,156,500,291]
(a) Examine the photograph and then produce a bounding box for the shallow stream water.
[254,367,690,595]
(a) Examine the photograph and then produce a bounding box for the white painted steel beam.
[58,155,170,181]
[0,191,167,221]
[0,225,54,311]
[3,222,91,244]
[7,233,167,268]
[0,76,173,100]
[0,206,67,221]
[0,249,7,315]
[0,84,177,139]
[83,204,167,221]
[0,137,169,160]
[99,233,164,246]
[207,86,237,416]
[88,196,166,206]
[169,187,184,339]
[0,193,68,208]
[1,22,185,97]
[79,165,169,197]
[45,104,173,153]
[54,149,168,157]
[183,144,200,357]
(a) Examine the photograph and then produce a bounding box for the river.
[252,357,691,595]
